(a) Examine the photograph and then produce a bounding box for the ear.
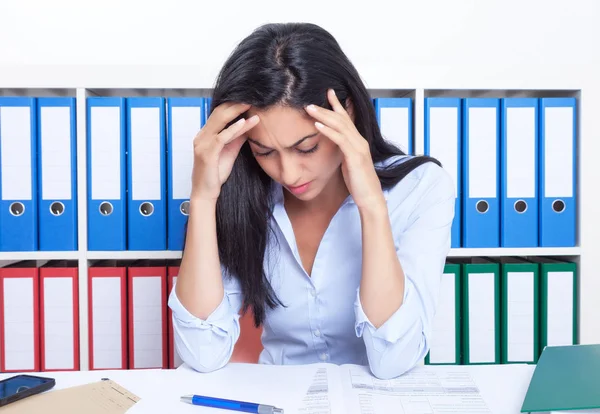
[344,97,356,122]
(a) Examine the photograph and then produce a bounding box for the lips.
[287,181,311,195]
[289,182,309,190]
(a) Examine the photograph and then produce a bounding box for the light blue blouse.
[168,155,455,379]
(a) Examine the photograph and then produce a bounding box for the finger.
[305,104,346,133]
[314,121,352,154]
[214,114,259,151]
[203,102,252,136]
[327,88,349,117]
[221,134,247,158]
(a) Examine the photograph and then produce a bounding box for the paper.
[468,106,498,199]
[43,276,76,370]
[3,277,35,371]
[429,107,459,196]
[131,276,164,369]
[40,106,72,200]
[127,363,316,413]
[507,271,535,361]
[171,106,200,200]
[0,106,32,201]
[380,106,409,153]
[0,379,139,414]
[506,106,536,198]
[340,365,492,414]
[297,365,347,414]
[91,276,125,369]
[90,106,122,200]
[468,272,497,363]
[0,362,535,413]
[130,107,161,201]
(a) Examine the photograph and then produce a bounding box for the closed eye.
[254,144,319,157]
[296,144,319,154]
[254,150,274,157]
[250,134,320,157]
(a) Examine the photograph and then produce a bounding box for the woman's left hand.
[305,89,386,211]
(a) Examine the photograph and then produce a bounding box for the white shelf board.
[86,248,581,261]
[448,247,581,257]
[0,251,80,261]
[87,250,183,260]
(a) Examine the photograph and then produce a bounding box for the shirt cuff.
[168,288,239,337]
[354,274,421,344]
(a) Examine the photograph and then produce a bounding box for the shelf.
[0,251,80,261]
[448,247,581,257]
[89,248,581,261]
[0,248,580,262]
[86,251,182,260]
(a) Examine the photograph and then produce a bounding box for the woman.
[169,22,455,380]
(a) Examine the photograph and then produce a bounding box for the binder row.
[89,261,261,370]
[0,257,577,372]
[0,96,408,252]
[425,256,577,366]
[88,97,212,252]
[0,261,176,372]
[0,261,78,373]
[91,97,413,252]
[425,97,577,248]
[0,97,77,252]
[88,261,173,370]
[0,96,576,251]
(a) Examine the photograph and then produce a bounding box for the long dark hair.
[202,23,440,327]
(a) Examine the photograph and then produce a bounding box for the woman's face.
[245,105,344,201]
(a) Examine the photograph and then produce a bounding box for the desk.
[0,363,536,413]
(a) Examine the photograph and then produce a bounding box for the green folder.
[521,344,600,413]
[457,258,501,365]
[425,262,461,365]
[495,257,540,364]
[527,257,578,351]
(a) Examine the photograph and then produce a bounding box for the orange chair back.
[230,310,263,363]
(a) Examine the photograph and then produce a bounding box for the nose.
[280,157,302,187]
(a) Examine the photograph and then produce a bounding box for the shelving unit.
[0,247,581,262]
[0,83,592,372]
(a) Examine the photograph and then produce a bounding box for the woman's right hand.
[191,102,260,202]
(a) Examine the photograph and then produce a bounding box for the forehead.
[247,105,316,145]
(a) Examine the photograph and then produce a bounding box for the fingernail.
[236,118,246,124]
[315,121,324,129]
[306,104,316,111]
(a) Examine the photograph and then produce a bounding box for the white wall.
[0,0,598,88]
[1,0,599,345]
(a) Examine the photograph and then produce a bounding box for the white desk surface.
[0,362,537,413]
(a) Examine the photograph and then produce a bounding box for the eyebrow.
[247,133,319,150]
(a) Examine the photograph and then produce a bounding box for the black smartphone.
[0,374,55,407]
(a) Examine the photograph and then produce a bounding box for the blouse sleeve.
[168,266,244,373]
[354,163,455,379]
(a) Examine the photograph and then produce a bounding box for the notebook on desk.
[0,379,139,413]
[521,344,600,413]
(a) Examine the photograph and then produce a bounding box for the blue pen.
[180,394,284,413]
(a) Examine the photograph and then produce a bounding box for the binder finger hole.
[180,201,190,216]
[514,200,527,214]
[552,199,566,213]
[9,202,25,216]
[50,201,65,216]
[140,202,154,217]
[99,202,113,216]
[476,200,489,214]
